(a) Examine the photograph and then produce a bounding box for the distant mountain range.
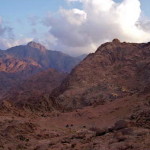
[0,39,150,150]
[1,41,85,72]
[0,41,86,97]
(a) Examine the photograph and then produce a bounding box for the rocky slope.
[1,69,67,112]
[50,39,150,110]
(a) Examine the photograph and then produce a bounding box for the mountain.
[50,39,150,111]
[0,41,83,98]
[0,39,149,150]
[5,41,81,72]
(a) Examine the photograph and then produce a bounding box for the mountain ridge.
[49,39,150,111]
[4,41,82,72]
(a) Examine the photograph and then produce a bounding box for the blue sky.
[0,0,150,55]
[0,0,149,20]
[0,0,82,34]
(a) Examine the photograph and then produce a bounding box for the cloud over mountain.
[0,0,150,55]
[43,0,150,55]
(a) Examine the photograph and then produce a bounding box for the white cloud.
[60,8,87,26]
[0,37,34,50]
[43,0,150,55]
[33,32,57,50]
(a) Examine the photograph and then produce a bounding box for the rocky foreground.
[0,92,150,150]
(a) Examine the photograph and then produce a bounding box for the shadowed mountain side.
[1,69,67,111]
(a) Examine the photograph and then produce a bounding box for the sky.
[0,0,150,56]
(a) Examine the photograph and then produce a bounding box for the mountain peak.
[112,38,121,43]
[27,41,46,52]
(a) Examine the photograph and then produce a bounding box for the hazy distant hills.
[4,41,83,72]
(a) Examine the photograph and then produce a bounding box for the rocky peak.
[27,41,47,52]
[112,38,121,43]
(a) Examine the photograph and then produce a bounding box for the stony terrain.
[0,92,149,150]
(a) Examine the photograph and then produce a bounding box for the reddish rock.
[50,40,150,111]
